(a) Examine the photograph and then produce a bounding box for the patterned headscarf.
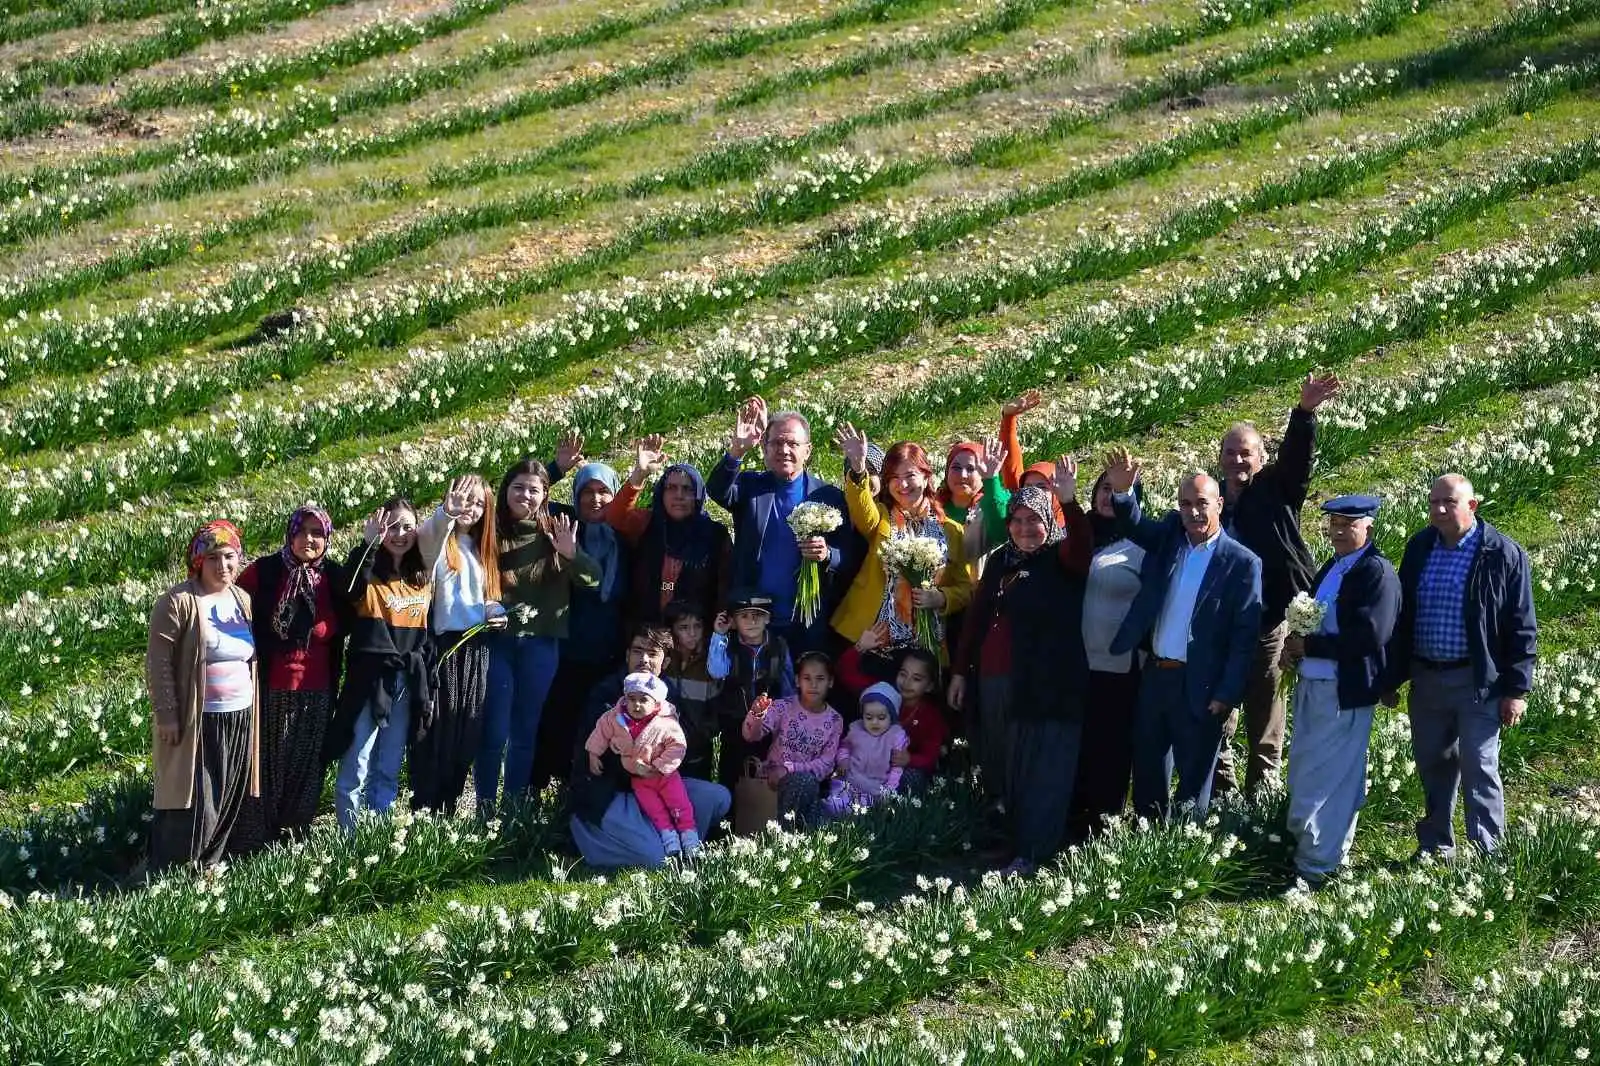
[274,506,332,646]
[186,520,243,578]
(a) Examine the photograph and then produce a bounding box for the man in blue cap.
[1281,494,1400,886]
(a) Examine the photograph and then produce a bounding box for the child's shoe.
[660,828,682,856]
[679,829,702,858]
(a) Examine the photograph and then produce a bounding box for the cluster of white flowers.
[786,500,843,538]
[878,533,948,584]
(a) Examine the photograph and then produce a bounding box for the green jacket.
[498,520,600,639]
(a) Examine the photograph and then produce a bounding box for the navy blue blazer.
[1300,544,1400,710]
[1383,519,1537,701]
[705,455,854,628]
[1109,506,1263,712]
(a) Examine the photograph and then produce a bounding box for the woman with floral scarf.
[949,469,1095,875]
[831,426,973,661]
[234,506,345,845]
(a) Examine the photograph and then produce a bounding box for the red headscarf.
[938,441,984,509]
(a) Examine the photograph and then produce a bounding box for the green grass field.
[2,0,1600,1059]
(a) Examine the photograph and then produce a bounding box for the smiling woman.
[145,519,260,874]
[232,505,346,850]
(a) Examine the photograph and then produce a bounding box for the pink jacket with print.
[584,702,687,777]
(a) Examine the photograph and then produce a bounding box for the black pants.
[533,657,613,795]
[1069,666,1141,841]
[410,631,488,814]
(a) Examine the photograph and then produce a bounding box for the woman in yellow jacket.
[831,424,973,659]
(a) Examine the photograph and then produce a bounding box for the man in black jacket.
[1213,372,1341,795]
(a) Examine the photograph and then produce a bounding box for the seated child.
[824,682,909,818]
[840,622,950,792]
[741,651,843,827]
[585,672,701,857]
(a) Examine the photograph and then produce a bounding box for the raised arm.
[837,422,891,538]
[1051,457,1094,575]
[707,397,768,509]
[1274,374,1339,509]
[998,390,1039,491]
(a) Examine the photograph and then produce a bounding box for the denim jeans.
[476,632,560,810]
[335,672,411,832]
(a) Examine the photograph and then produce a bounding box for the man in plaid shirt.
[1383,474,1537,856]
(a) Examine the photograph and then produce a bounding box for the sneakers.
[660,828,682,856]
[679,829,702,858]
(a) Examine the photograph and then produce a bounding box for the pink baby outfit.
[585,702,695,833]
[824,721,909,817]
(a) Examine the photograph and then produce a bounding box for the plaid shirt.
[1413,522,1481,661]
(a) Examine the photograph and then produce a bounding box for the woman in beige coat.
[147,520,261,873]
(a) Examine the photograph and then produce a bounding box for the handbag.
[733,756,779,836]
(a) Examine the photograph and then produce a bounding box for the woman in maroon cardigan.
[233,506,345,846]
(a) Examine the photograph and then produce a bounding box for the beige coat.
[146,579,261,810]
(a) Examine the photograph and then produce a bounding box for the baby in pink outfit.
[585,672,701,857]
[824,682,909,818]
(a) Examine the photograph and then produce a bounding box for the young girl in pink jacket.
[742,651,843,827]
[586,672,701,857]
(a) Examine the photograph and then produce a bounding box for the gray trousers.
[1215,621,1287,795]
[1285,678,1374,877]
[1407,665,1504,854]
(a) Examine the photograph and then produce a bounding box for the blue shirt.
[1152,531,1219,661]
[1414,522,1481,661]
[757,475,806,621]
[1300,548,1365,681]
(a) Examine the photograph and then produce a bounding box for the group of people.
[145,378,1538,882]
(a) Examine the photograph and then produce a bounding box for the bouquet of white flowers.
[787,502,844,627]
[1280,591,1329,696]
[879,532,948,652]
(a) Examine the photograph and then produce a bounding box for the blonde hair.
[444,473,501,602]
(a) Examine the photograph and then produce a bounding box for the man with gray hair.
[1110,469,1262,819]
[1383,474,1537,856]
[1214,372,1342,796]
[707,396,854,655]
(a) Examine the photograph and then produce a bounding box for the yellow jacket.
[830,471,974,647]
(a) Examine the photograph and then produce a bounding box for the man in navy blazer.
[1109,468,1263,819]
[1281,495,1400,885]
[1382,474,1537,856]
[706,396,854,655]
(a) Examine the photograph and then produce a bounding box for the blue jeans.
[335,673,411,831]
[477,632,560,809]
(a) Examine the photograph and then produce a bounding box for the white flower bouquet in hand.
[1280,591,1328,696]
[787,502,843,627]
[879,532,948,652]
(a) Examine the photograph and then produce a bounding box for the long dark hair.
[495,459,551,531]
[373,495,428,587]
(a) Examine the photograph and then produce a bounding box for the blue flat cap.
[1322,494,1381,519]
